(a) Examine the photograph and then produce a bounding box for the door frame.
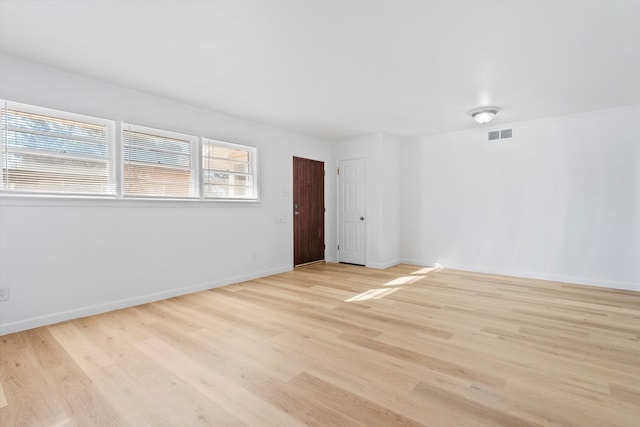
[337,157,366,265]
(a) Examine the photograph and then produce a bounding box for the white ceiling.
[1,0,639,140]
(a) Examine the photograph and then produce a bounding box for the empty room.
[1,1,639,426]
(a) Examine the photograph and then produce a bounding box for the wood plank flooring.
[1,263,639,426]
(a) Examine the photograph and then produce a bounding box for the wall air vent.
[488,129,513,141]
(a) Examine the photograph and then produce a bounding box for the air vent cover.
[501,129,513,139]
[488,129,513,141]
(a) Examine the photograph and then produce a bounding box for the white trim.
[2,99,115,128]
[121,122,199,198]
[114,120,122,197]
[197,136,204,200]
[201,137,258,201]
[1,99,117,195]
[0,193,260,208]
[0,99,262,203]
[122,122,199,144]
[0,265,292,336]
[400,258,640,292]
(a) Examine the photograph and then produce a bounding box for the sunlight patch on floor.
[345,265,443,302]
[383,276,423,286]
[411,264,443,275]
[345,287,400,302]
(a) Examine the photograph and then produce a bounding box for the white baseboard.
[0,265,292,336]
[325,257,338,263]
[366,259,401,270]
[5,259,635,336]
[400,258,639,292]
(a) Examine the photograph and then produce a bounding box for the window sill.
[0,193,261,208]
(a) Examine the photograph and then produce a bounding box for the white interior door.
[338,158,365,265]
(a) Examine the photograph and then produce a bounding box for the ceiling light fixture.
[469,106,500,124]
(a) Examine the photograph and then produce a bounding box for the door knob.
[360,216,365,220]
[294,211,300,216]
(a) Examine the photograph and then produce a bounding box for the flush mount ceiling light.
[469,106,500,124]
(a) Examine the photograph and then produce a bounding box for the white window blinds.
[202,139,257,199]
[0,101,260,201]
[122,124,197,198]
[0,101,115,195]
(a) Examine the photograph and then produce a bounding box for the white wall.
[0,55,336,334]
[2,55,638,335]
[380,134,402,265]
[332,133,402,268]
[401,106,640,291]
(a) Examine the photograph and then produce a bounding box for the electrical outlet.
[251,252,257,262]
[474,247,481,256]
[0,287,9,301]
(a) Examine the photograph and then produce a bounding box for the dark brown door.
[293,157,325,266]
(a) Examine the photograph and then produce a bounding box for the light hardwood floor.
[1,263,639,426]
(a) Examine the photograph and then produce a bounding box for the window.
[0,101,260,201]
[0,101,115,195]
[202,138,257,199]
[122,124,198,198]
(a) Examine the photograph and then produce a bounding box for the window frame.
[0,100,260,203]
[201,138,258,201]
[121,123,200,200]
[0,100,117,197]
